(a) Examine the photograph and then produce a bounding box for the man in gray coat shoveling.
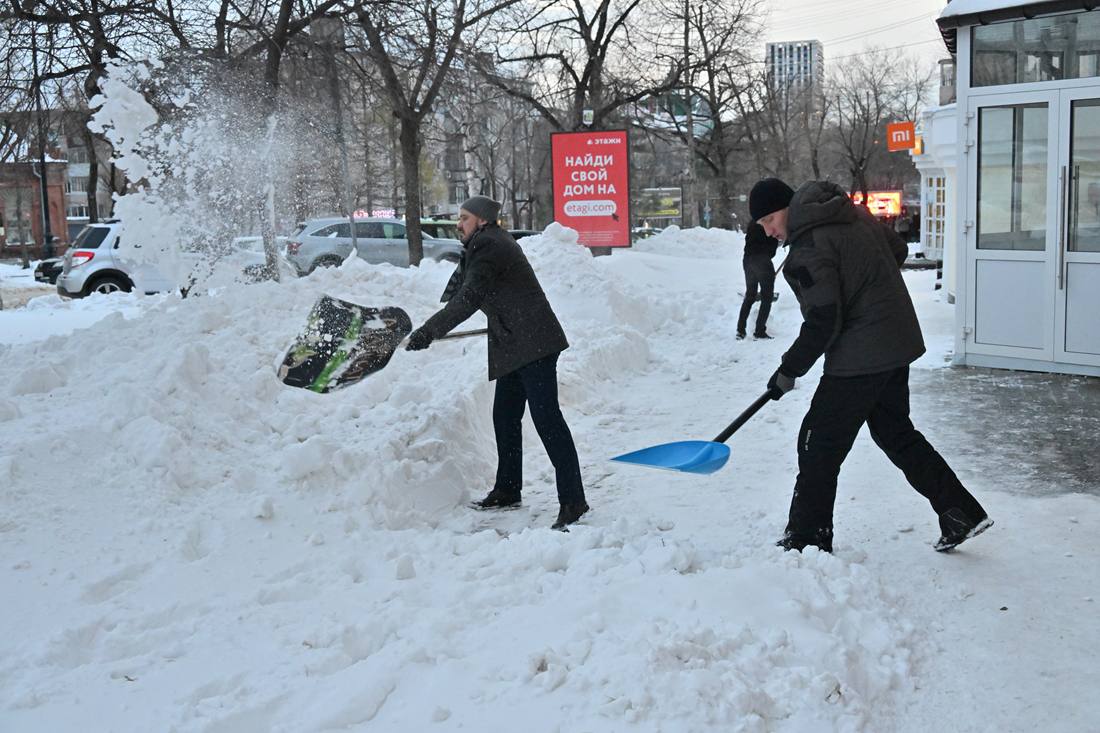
[750,177,992,553]
[406,196,589,530]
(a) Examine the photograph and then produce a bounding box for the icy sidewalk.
[910,366,1100,498]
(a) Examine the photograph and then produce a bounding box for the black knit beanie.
[749,178,795,221]
[460,195,501,223]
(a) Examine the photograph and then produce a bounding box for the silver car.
[285,217,464,275]
[56,220,178,297]
[57,221,296,297]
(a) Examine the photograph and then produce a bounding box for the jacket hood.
[786,181,858,242]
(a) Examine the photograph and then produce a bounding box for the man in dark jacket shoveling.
[749,178,992,553]
[406,196,589,530]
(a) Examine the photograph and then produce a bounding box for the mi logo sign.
[886,121,916,152]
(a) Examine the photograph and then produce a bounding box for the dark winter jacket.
[421,223,569,380]
[778,180,925,378]
[743,222,779,260]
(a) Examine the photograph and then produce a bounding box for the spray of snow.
[88,58,301,288]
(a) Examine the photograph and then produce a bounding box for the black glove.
[767,367,796,400]
[405,328,433,351]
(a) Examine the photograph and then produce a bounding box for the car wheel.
[310,255,344,273]
[85,275,132,296]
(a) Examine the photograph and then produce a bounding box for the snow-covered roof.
[936,0,1096,53]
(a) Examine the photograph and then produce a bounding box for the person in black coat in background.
[406,196,589,530]
[736,221,779,340]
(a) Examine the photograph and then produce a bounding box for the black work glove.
[405,327,433,351]
[767,367,796,400]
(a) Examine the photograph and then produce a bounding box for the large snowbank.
[0,226,942,731]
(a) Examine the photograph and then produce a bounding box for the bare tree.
[829,47,933,203]
[482,0,685,132]
[352,0,522,265]
[643,0,761,229]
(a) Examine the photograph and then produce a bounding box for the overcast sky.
[762,0,952,72]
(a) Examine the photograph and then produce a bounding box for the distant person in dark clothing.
[406,195,589,530]
[737,222,779,340]
[749,177,992,554]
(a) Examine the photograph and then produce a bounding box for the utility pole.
[316,16,357,252]
[28,3,54,257]
[682,0,696,229]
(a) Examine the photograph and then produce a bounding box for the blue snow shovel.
[610,391,773,474]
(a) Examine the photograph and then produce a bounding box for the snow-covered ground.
[1,226,1097,732]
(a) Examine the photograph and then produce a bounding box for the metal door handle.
[1058,165,1068,290]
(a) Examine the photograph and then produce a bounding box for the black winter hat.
[749,178,795,221]
[460,195,501,223]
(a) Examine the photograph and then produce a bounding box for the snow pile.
[630,225,746,259]
[0,230,936,730]
[0,228,670,527]
[0,261,46,289]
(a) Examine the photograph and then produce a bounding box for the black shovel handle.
[711,391,772,444]
[437,328,487,341]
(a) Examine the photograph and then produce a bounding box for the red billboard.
[551,130,631,247]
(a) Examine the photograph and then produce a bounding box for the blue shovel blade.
[610,440,731,475]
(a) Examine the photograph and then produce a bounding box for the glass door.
[965,90,1060,361]
[1055,91,1100,366]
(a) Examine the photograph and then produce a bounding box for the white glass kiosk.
[940,2,1100,376]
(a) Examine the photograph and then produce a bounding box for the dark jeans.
[737,255,775,336]
[493,353,585,505]
[786,366,986,542]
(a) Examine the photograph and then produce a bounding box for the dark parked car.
[34,257,64,284]
[508,229,540,240]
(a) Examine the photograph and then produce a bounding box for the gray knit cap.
[460,195,501,223]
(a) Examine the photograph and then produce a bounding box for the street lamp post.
[28,4,54,257]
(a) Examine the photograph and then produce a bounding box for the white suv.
[56,222,296,298]
[56,220,177,297]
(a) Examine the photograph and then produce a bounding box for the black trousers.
[786,366,986,542]
[493,353,585,505]
[737,255,775,336]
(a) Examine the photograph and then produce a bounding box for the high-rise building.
[765,40,824,102]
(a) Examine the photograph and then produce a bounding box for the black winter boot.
[934,508,993,552]
[776,528,833,553]
[551,501,589,530]
[474,488,521,509]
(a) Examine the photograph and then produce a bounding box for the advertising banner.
[636,187,683,219]
[850,190,902,217]
[551,130,631,247]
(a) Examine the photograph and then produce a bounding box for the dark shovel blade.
[610,440,731,475]
[278,295,413,393]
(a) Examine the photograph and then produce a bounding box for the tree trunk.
[716,173,734,230]
[326,47,358,253]
[257,113,281,282]
[400,117,424,265]
[83,125,101,223]
[388,114,399,211]
[16,187,30,267]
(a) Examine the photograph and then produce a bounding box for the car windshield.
[422,222,459,240]
[71,226,111,249]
